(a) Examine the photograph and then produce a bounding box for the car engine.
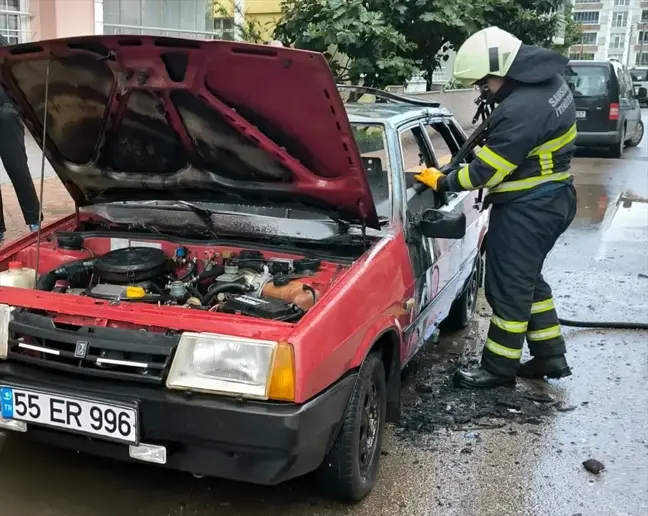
[34,243,328,322]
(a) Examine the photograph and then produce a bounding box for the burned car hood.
[0,36,379,228]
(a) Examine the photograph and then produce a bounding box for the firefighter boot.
[517,355,572,379]
[453,366,516,389]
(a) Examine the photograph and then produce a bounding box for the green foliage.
[275,0,576,89]
[274,0,417,88]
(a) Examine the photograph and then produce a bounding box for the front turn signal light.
[268,342,295,402]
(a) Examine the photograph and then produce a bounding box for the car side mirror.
[637,87,648,100]
[419,209,466,239]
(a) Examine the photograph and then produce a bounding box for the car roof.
[345,102,453,126]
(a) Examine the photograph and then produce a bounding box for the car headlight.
[0,304,14,360]
[166,332,295,401]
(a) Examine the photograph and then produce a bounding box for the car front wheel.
[316,352,387,501]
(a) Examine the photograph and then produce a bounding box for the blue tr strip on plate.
[1,386,14,418]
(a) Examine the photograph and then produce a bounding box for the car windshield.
[350,123,391,220]
[629,68,648,82]
[563,65,610,97]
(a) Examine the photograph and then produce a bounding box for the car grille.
[7,311,179,385]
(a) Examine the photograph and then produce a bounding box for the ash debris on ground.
[396,321,572,436]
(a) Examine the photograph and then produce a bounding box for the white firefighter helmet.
[453,27,522,86]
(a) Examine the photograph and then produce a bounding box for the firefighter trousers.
[481,183,577,377]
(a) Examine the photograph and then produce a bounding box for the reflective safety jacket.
[443,45,576,204]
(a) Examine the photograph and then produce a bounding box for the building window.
[213,17,235,40]
[637,53,648,66]
[570,53,595,60]
[574,12,600,25]
[0,0,28,44]
[611,12,628,28]
[639,31,648,44]
[613,0,629,6]
[610,35,625,49]
[642,10,648,23]
[103,0,217,39]
[578,32,598,45]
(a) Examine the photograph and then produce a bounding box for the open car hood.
[0,36,379,228]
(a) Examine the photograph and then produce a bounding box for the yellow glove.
[414,167,445,191]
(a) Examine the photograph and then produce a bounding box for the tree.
[274,0,417,88]
[275,0,577,89]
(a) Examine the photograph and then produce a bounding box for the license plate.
[0,386,138,444]
[576,110,586,119]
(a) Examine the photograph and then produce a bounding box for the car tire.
[441,252,483,331]
[626,120,644,147]
[316,351,387,502]
[609,128,625,159]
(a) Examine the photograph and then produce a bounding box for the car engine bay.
[15,232,344,323]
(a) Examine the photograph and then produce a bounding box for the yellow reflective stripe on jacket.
[527,123,577,176]
[485,339,523,360]
[538,151,553,175]
[491,315,528,334]
[527,325,562,342]
[488,172,572,194]
[528,123,578,156]
[457,164,473,189]
[476,146,517,188]
[531,298,555,314]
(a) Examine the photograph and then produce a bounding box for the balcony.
[574,3,603,9]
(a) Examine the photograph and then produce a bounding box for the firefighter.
[414,27,578,389]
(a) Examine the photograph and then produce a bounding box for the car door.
[399,121,457,363]
[621,67,641,135]
[421,118,484,301]
[616,63,638,137]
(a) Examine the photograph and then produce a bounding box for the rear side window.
[562,65,610,97]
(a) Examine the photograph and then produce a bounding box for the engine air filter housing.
[93,247,169,283]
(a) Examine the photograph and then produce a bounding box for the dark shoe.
[453,366,516,389]
[518,355,572,379]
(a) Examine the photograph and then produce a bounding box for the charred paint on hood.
[0,36,379,228]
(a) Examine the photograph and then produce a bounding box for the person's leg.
[519,185,578,378]
[454,184,578,389]
[0,104,41,236]
[517,275,571,378]
[453,203,539,388]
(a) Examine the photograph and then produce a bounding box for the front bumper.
[575,131,621,147]
[0,362,356,485]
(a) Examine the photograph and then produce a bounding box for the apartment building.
[0,1,241,44]
[570,0,648,66]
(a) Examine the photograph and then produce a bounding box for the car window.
[630,68,648,81]
[399,126,429,173]
[563,65,610,97]
[350,123,390,219]
[616,67,632,99]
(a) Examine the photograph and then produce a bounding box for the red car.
[0,36,488,500]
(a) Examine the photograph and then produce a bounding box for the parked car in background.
[630,67,648,107]
[0,36,488,501]
[563,59,645,158]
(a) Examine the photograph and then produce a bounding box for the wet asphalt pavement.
[1,112,647,516]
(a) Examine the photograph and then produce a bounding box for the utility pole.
[640,23,645,66]
[626,24,634,67]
